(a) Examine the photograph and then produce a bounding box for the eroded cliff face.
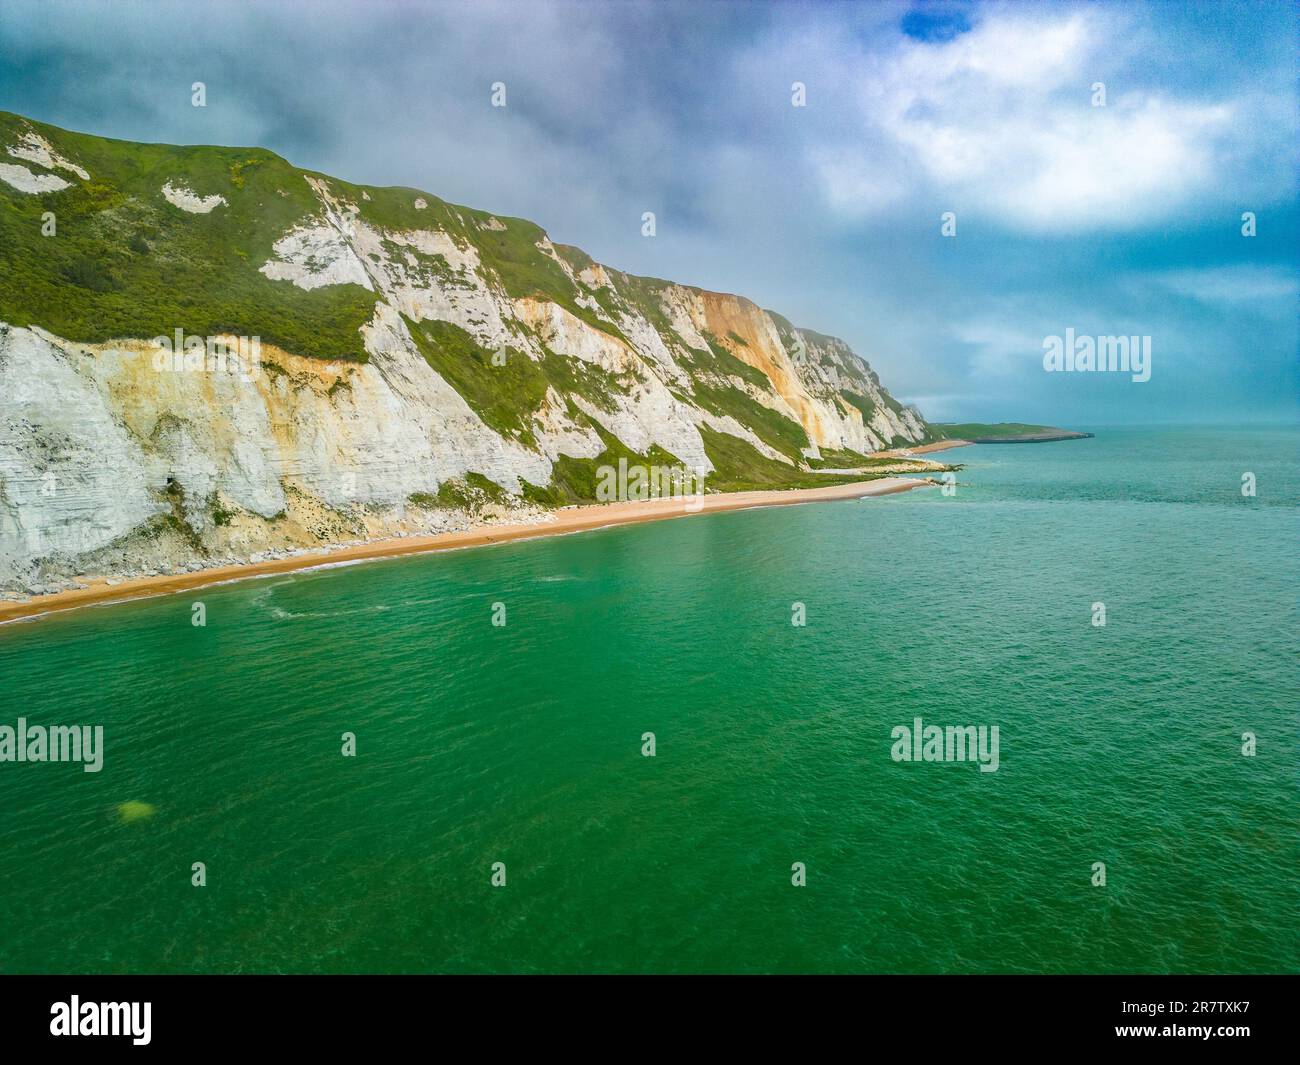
[0,113,929,596]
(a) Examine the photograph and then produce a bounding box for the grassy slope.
[0,111,379,360]
[405,315,633,450]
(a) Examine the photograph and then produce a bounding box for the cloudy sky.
[1,0,1295,425]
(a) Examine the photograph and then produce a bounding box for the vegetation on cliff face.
[406,317,546,445]
[697,428,845,493]
[406,316,640,452]
[520,425,684,508]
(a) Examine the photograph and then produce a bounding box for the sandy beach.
[881,439,972,456]
[0,475,947,627]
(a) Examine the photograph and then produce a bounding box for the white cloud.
[809,145,911,214]
[951,318,1048,377]
[809,7,1272,233]
[1152,265,1299,304]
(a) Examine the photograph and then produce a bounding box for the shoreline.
[880,439,972,456]
[0,476,941,627]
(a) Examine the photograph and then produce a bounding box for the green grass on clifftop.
[932,422,1088,441]
[0,112,378,359]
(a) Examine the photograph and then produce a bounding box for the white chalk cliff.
[0,112,929,596]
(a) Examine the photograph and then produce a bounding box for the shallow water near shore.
[0,426,1296,973]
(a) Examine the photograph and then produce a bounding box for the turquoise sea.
[0,426,1295,973]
